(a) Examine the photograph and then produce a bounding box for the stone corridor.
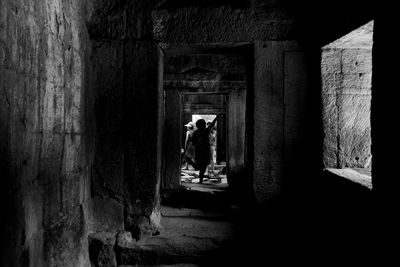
[0,0,398,266]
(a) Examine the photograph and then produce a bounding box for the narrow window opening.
[321,20,374,189]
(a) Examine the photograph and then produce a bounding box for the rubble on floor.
[181,164,228,184]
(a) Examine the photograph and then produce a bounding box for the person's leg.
[184,156,191,169]
[188,158,198,170]
[206,148,214,178]
[199,167,206,183]
[210,146,215,176]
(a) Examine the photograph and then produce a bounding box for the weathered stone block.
[341,48,372,75]
[341,73,372,94]
[322,93,339,168]
[89,196,124,233]
[152,6,294,43]
[321,48,341,73]
[88,232,117,267]
[92,132,125,197]
[339,95,371,168]
[116,231,134,248]
[124,207,161,241]
[321,72,341,94]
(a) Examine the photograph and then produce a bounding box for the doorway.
[161,46,249,192]
[181,112,228,185]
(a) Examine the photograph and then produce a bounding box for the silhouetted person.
[190,114,221,183]
[182,121,195,169]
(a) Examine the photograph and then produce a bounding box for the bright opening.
[321,20,374,189]
[181,114,228,184]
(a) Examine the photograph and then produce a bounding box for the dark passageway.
[0,0,398,266]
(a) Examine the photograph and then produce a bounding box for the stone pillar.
[88,1,163,239]
[253,41,286,203]
[216,115,226,164]
[163,89,182,190]
[253,41,313,203]
[124,40,163,237]
[0,0,93,266]
[227,89,247,192]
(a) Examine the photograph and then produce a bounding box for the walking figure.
[189,114,221,183]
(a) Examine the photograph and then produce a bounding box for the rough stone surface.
[152,5,295,43]
[89,196,124,233]
[88,0,164,241]
[116,216,234,266]
[120,264,198,267]
[0,0,92,266]
[117,231,134,247]
[322,25,372,169]
[88,232,117,267]
[91,40,125,200]
[0,1,380,265]
[161,206,230,220]
[123,39,163,234]
[164,53,247,90]
[253,41,305,202]
[165,54,247,80]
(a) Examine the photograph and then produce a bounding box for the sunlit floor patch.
[181,165,227,185]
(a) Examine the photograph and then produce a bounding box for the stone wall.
[321,22,373,169]
[153,4,310,203]
[164,53,247,90]
[0,0,92,266]
[152,4,295,43]
[87,0,163,239]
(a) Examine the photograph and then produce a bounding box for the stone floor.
[90,182,238,267]
[90,168,381,266]
[116,211,235,266]
[119,265,198,267]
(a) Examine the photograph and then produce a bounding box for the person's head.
[184,122,194,130]
[196,119,206,130]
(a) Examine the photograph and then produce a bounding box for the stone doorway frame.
[159,43,253,193]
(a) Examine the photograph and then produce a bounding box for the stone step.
[89,215,234,266]
[119,264,198,267]
[115,211,234,266]
[116,228,230,266]
[161,206,233,220]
